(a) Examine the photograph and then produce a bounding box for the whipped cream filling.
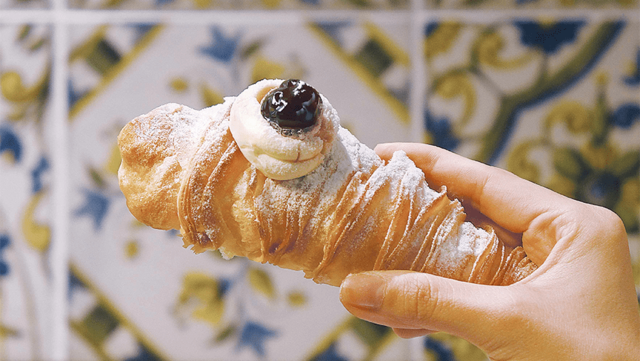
[229,79,339,180]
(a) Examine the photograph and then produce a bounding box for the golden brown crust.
[118,104,185,230]
[118,100,537,287]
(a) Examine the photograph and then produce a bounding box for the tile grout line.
[410,0,427,145]
[408,0,427,357]
[50,0,70,359]
[1,8,640,24]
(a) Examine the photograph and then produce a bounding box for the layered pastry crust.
[118,79,537,287]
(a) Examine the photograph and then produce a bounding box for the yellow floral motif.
[580,142,617,171]
[169,77,189,93]
[103,143,121,176]
[1,152,17,164]
[618,0,636,6]
[536,17,562,30]
[544,100,592,134]
[423,130,434,145]
[621,178,640,208]
[507,141,542,184]
[125,240,139,259]
[287,291,307,307]
[594,70,610,87]
[22,190,50,252]
[0,323,19,339]
[475,31,533,69]
[625,59,638,79]
[425,22,462,61]
[434,72,475,126]
[0,71,46,103]
[199,84,224,107]
[553,147,585,180]
[103,0,126,8]
[1,68,49,123]
[547,174,577,198]
[177,272,225,326]
[261,0,281,8]
[192,0,213,9]
[251,56,286,85]
[248,267,276,300]
[615,178,640,231]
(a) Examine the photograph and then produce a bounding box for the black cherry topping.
[261,79,322,135]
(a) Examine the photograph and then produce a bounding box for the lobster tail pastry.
[118,79,537,287]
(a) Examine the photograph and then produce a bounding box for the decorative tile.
[424,0,637,9]
[0,24,53,360]
[68,0,410,11]
[0,4,638,360]
[423,14,640,355]
[0,0,49,9]
[68,19,412,360]
[422,333,489,361]
[424,16,639,229]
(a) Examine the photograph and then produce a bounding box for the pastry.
[117,79,537,287]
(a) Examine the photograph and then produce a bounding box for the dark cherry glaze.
[260,79,322,135]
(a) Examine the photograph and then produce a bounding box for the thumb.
[339,270,517,345]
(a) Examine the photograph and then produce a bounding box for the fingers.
[392,328,436,339]
[375,143,577,258]
[461,200,523,248]
[340,271,514,346]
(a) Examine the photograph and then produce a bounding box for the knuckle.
[581,204,627,241]
[387,274,439,324]
[415,280,438,322]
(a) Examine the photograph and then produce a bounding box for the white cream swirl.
[229,79,339,180]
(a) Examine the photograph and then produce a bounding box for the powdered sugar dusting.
[175,100,232,168]
[120,80,535,286]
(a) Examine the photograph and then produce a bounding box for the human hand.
[339,143,640,361]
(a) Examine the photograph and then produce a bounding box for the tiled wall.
[0,0,638,360]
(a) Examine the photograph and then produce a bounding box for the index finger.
[375,143,576,259]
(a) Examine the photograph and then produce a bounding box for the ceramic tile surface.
[0,24,53,360]
[68,0,410,10]
[424,17,639,229]
[422,16,640,358]
[424,0,637,9]
[0,1,639,360]
[0,0,48,8]
[67,20,413,360]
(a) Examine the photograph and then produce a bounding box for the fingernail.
[340,273,386,310]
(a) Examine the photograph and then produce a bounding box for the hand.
[339,143,640,361]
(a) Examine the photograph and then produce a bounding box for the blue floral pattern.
[74,189,111,230]
[0,235,10,277]
[31,157,49,193]
[611,103,640,128]
[424,337,455,361]
[0,126,22,163]
[623,48,640,86]
[199,27,242,64]
[514,20,586,54]
[424,110,459,151]
[236,321,278,357]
